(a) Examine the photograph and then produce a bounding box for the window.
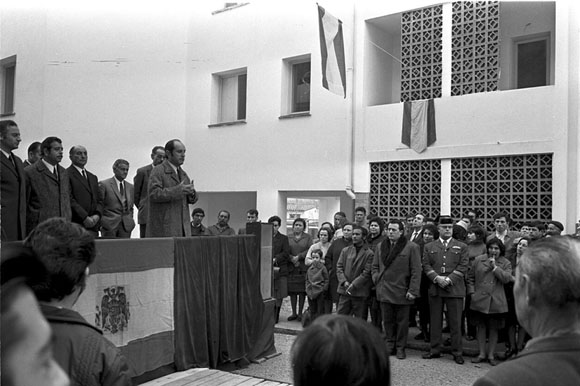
[281,55,311,116]
[515,35,550,89]
[1,55,16,116]
[210,68,247,125]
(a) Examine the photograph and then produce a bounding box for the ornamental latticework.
[451,1,500,96]
[450,154,553,232]
[369,160,442,221]
[369,154,552,232]
[400,5,443,102]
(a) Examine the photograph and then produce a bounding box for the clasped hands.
[83,214,100,229]
[434,275,452,288]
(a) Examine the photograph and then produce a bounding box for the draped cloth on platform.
[174,236,266,369]
[75,236,274,378]
[401,99,437,153]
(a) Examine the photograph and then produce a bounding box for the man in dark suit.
[422,215,469,365]
[133,145,165,238]
[99,159,135,238]
[67,145,102,237]
[0,120,26,241]
[24,136,72,235]
[23,141,41,167]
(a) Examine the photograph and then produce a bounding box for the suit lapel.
[1,152,18,178]
[164,161,180,184]
[72,167,92,193]
[38,161,59,184]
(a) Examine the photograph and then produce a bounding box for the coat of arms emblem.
[96,285,130,334]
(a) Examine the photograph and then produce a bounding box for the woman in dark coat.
[366,216,386,331]
[464,225,488,340]
[268,215,291,324]
[287,218,313,322]
[467,238,512,366]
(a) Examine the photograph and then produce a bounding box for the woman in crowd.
[268,215,291,324]
[319,222,335,236]
[366,216,386,331]
[305,227,333,266]
[366,217,385,252]
[504,236,531,359]
[287,218,313,322]
[468,238,512,366]
[464,225,488,340]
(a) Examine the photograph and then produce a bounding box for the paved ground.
[231,298,500,385]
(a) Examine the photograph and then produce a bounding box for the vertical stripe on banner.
[318,5,346,97]
[401,99,437,153]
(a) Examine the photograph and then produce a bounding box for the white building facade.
[1,0,578,234]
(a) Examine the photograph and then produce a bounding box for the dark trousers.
[337,294,367,319]
[381,302,411,350]
[429,296,463,355]
[370,292,383,331]
[416,295,431,337]
[308,295,325,321]
[101,224,132,238]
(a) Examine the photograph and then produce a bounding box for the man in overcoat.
[25,136,72,235]
[372,219,421,359]
[147,139,197,237]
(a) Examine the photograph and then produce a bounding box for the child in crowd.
[305,249,329,322]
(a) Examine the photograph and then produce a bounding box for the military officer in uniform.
[421,215,469,364]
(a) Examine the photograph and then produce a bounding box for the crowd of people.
[271,207,580,374]
[289,221,580,386]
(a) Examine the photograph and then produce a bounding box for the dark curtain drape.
[174,236,265,369]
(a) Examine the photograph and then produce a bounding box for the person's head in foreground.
[472,236,580,386]
[514,236,580,338]
[1,244,70,386]
[291,314,390,386]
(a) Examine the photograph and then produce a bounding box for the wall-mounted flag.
[317,4,346,98]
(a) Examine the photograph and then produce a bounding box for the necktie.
[443,240,448,249]
[120,182,127,211]
[53,167,58,180]
[82,169,87,179]
[8,154,16,169]
[412,231,418,241]
[177,167,183,181]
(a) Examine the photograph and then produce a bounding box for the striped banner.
[401,99,437,153]
[318,5,347,98]
[74,238,175,377]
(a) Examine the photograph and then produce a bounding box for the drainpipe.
[345,1,356,201]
